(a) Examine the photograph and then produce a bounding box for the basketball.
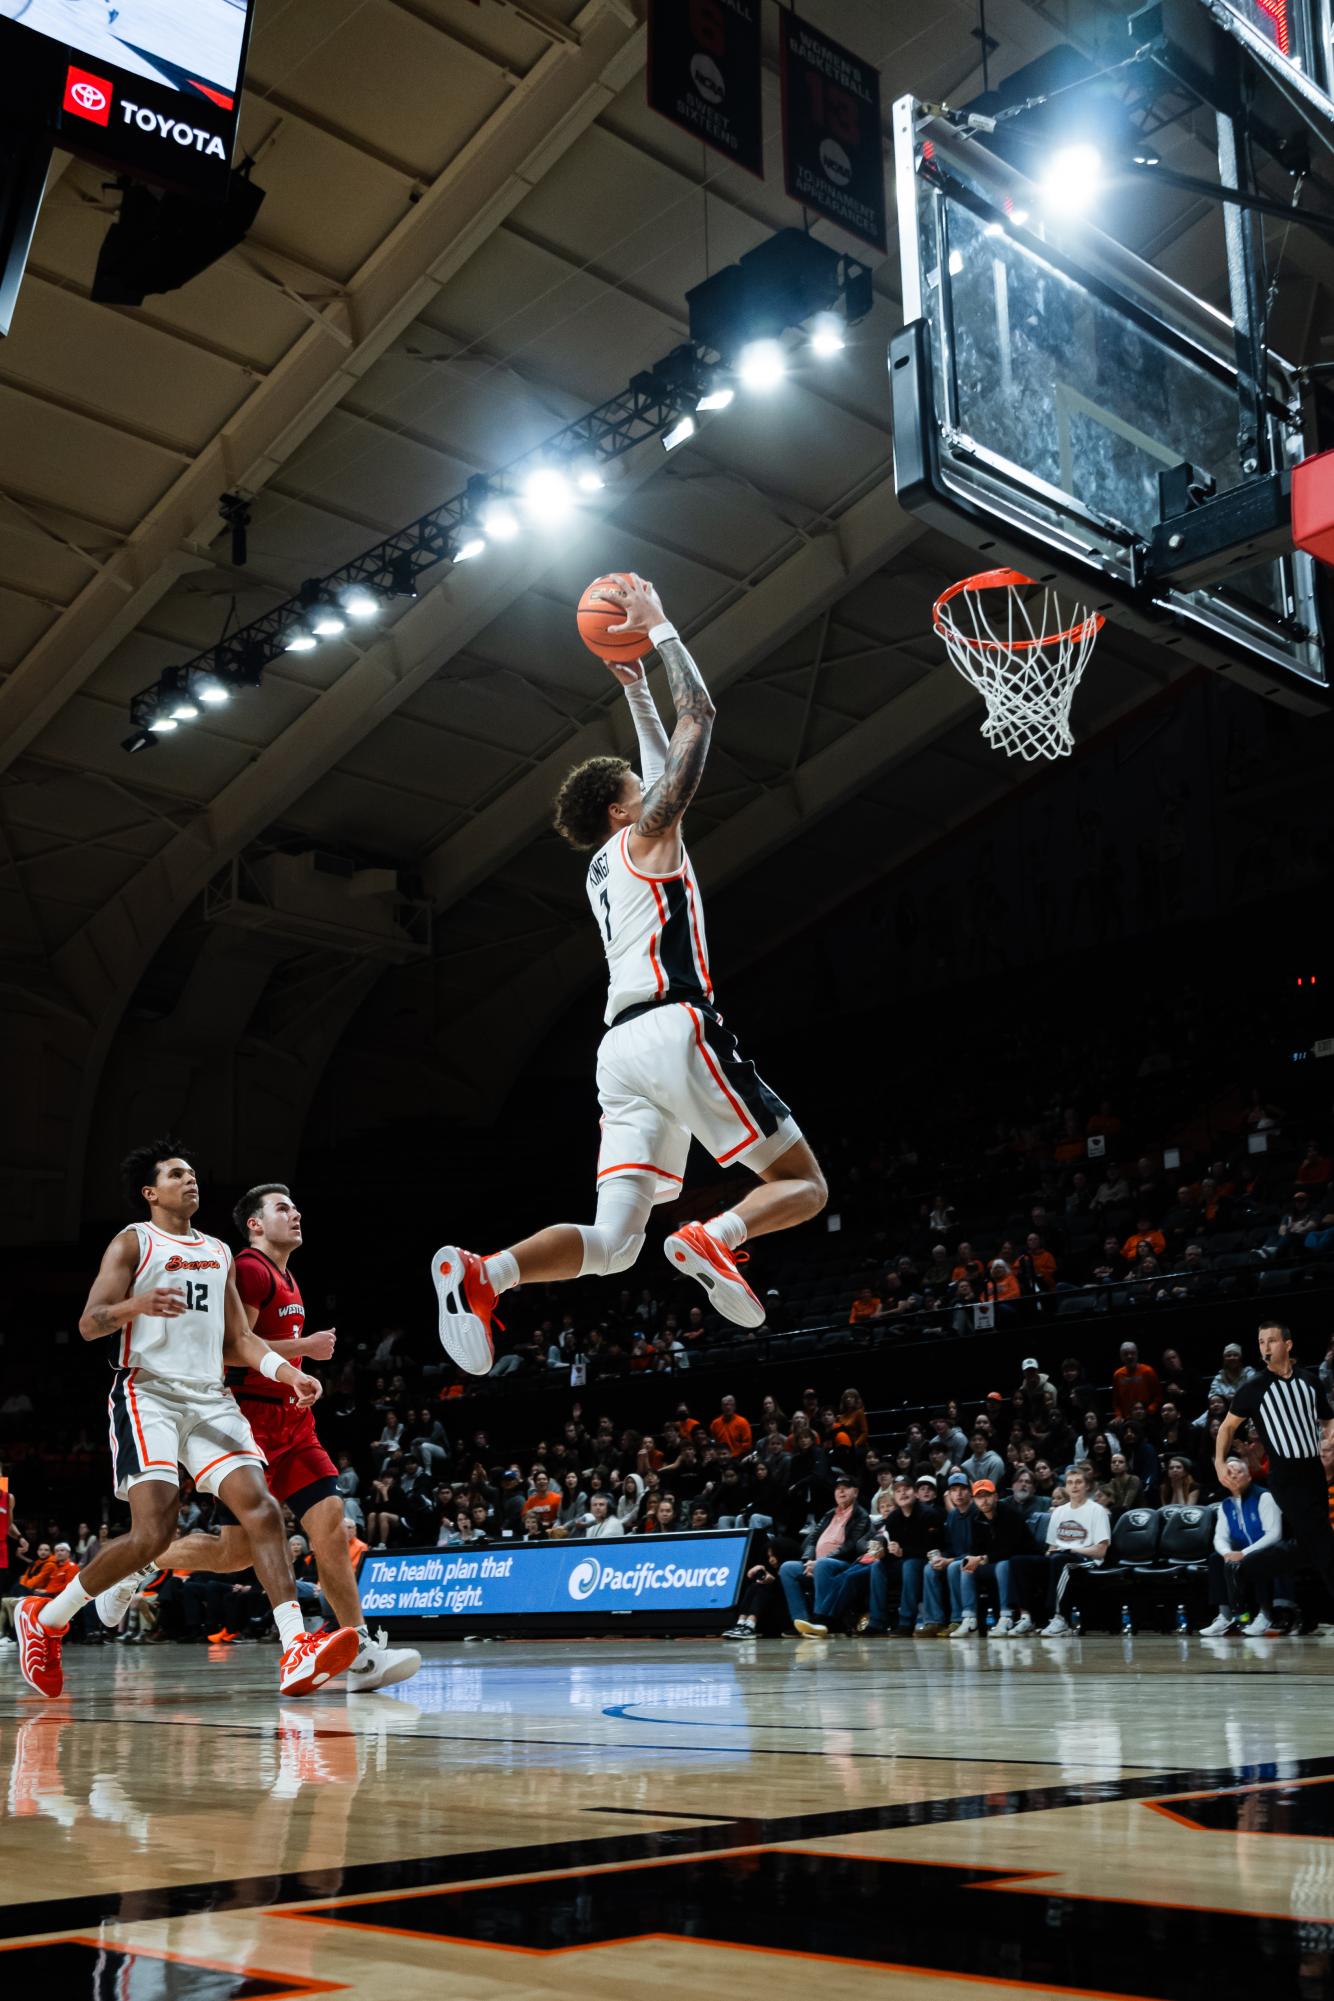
[577,573,649,663]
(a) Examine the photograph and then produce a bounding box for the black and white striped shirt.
[1229,1366,1324,1461]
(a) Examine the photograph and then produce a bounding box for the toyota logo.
[71,81,108,111]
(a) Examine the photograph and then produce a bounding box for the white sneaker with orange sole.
[430,1245,499,1375]
[663,1221,765,1327]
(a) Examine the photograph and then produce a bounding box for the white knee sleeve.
[576,1176,653,1278]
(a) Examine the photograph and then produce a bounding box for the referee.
[1215,1319,1334,1607]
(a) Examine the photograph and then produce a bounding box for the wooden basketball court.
[4,1634,1334,1997]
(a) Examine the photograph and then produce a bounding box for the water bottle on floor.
[1120,1603,1134,1635]
[1175,1603,1190,1634]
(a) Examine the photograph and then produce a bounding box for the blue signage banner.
[358,1533,751,1623]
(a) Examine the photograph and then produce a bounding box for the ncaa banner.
[779,13,887,253]
[360,1533,750,1624]
[647,0,764,180]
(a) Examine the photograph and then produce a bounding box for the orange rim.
[933,569,1104,653]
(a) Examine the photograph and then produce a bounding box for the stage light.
[809,312,845,357]
[285,631,318,653]
[663,414,696,451]
[193,672,230,706]
[455,534,486,562]
[122,730,157,754]
[698,385,734,412]
[341,586,380,620]
[522,467,574,522]
[309,601,347,638]
[482,502,520,541]
[1042,143,1102,215]
[737,338,787,391]
[576,464,606,492]
[148,714,179,732]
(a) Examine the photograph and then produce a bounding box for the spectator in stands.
[1055,1357,1097,1431]
[1082,1433,1114,1487]
[556,1471,586,1530]
[1009,1467,1049,1527]
[928,1194,956,1233]
[951,1244,985,1285]
[371,1408,405,1467]
[723,1540,785,1640]
[777,1473,872,1636]
[1296,1139,1333,1191]
[0,1541,76,1643]
[1014,1464,1111,1637]
[837,1389,869,1452]
[920,1471,978,1635]
[1017,1358,1053,1415]
[849,1285,882,1326]
[1112,1341,1161,1420]
[864,1474,940,1636]
[1154,1401,1190,1459]
[1161,1454,1201,1506]
[868,1464,898,1522]
[1091,1164,1132,1212]
[1210,1344,1257,1402]
[985,1258,1021,1306]
[710,1395,753,1458]
[1201,1453,1286,1636]
[655,1495,680,1532]
[966,1481,1033,1636]
[922,1244,953,1291]
[585,1493,624,1539]
[1122,1218,1166,1263]
[930,1412,969,1465]
[1098,1451,1141,1515]
[1022,1233,1058,1288]
[961,1429,1006,1489]
[1119,1421,1161,1503]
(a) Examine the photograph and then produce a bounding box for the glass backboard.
[890,92,1327,695]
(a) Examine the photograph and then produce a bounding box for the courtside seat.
[1155,1505,1215,1578]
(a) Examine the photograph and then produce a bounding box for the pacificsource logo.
[567,1559,601,1601]
[63,66,114,127]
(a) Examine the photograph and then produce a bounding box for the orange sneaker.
[207,1628,237,1645]
[16,1597,65,1699]
[663,1222,765,1328]
[430,1244,499,1375]
[278,1624,360,1698]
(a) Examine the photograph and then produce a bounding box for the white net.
[933,569,1104,762]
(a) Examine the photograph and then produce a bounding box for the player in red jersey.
[97,1182,420,1692]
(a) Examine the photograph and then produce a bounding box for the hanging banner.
[647,0,764,180]
[779,12,887,253]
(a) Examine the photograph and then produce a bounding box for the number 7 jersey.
[117,1221,233,1387]
[587,827,714,1025]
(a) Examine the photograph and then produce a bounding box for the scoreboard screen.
[0,0,257,200]
[1214,0,1334,102]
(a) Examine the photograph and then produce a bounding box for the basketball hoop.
[933,569,1104,762]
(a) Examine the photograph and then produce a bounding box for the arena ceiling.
[3,0,1333,1241]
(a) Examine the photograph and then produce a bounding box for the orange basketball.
[577,572,649,663]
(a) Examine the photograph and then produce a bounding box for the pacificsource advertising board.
[358,1533,751,1631]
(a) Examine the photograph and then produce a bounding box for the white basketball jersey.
[117,1223,232,1386]
[587,827,713,1025]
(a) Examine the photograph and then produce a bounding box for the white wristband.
[258,1348,285,1382]
[647,620,678,648]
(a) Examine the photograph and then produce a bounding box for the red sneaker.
[430,1244,498,1375]
[16,1597,65,1699]
[279,1624,360,1698]
[663,1221,765,1328]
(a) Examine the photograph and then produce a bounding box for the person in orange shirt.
[984,1259,1020,1303]
[849,1286,882,1326]
[709,1395,753,1457]
[521,1471,562,1529]
[1022,1233,1058,1287]
[1112,1340,1162,1420]
[0,1541,78,1642]
[1121,1218,1166,1262]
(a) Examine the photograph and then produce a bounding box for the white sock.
[704,1210,747,1252]
[40,1579,91,1630]
[273,1599,305,1651]
[484,1249,520,1295]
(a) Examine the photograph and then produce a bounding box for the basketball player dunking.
[98,1182,420,1692]
[13,1140,359,1700]
[432,574,828,1372]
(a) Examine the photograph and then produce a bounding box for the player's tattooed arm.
[636,636,715,838]
[79,1228,185,1340]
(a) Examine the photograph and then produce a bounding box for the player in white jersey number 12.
[13,1138,359,1701]
[432,573,828,1373]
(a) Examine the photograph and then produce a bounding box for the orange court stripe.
[687,1006,758,1145]
[597,1161,684,1182]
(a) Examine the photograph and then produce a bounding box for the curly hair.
[120,1136,194,1215]
[553,755,631,850]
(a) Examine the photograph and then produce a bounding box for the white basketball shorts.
[108,1369,266,1500]
[595,1001,801,1204]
